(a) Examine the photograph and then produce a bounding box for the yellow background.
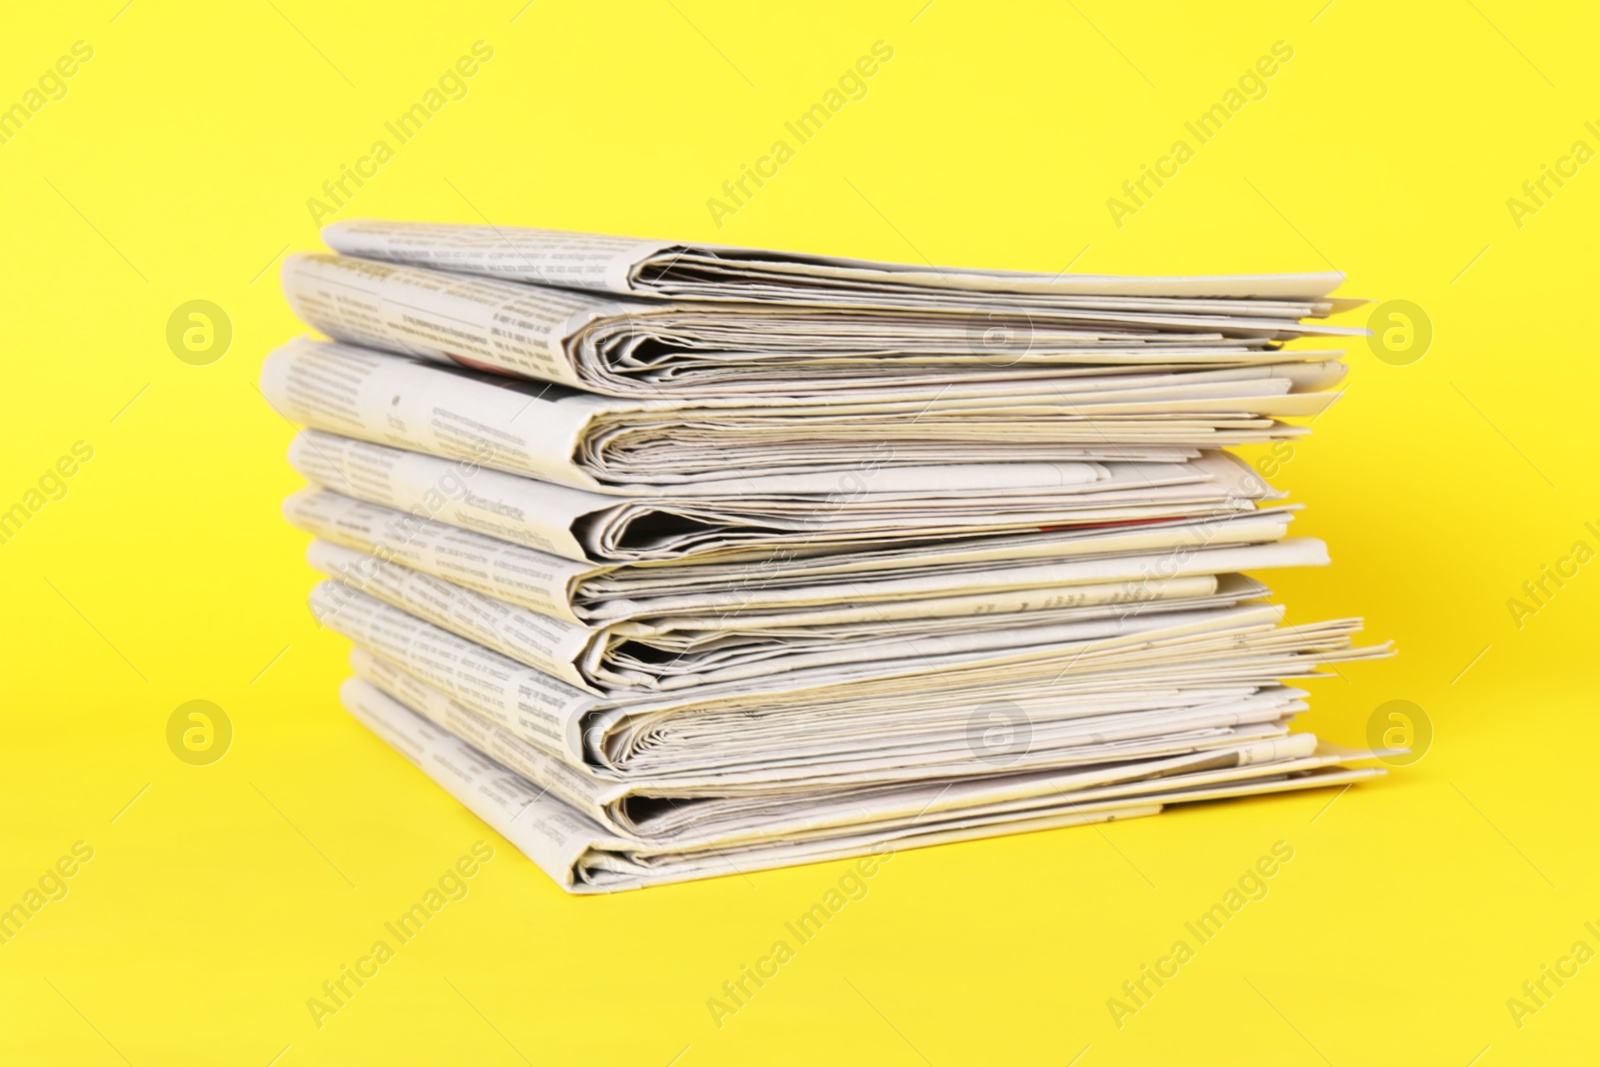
[3,0,1597,1062]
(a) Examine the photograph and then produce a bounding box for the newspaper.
[321,218,1367,309]
[280,251,1363,397]
[259,338,1345,493]
[283,486,1304,626]
[306,537,1307,693]
[341,674,1387,893]
[308,581,1390,779]
[350,661,1386,843]
[346,655,1315,831]
[286,430,1284,564]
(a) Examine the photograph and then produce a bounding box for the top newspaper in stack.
[281,219,1364,399]
[318,218,1369,307]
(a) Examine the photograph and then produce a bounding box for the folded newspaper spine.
[268,219,1396,894]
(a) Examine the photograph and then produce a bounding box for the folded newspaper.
[267,219,1392,893]
[283,487,1301,626]
[319,218,1369,309]
[282,228,1364,398]
[302,521,1332,694]
[260,337,1346,489]
[310,581,1385,777]
[343,672,1386,893]
[285,430,1285,563]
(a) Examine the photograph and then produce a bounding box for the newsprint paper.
[261,219,1391,894]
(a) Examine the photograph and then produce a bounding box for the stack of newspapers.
[263,220,1393,894]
